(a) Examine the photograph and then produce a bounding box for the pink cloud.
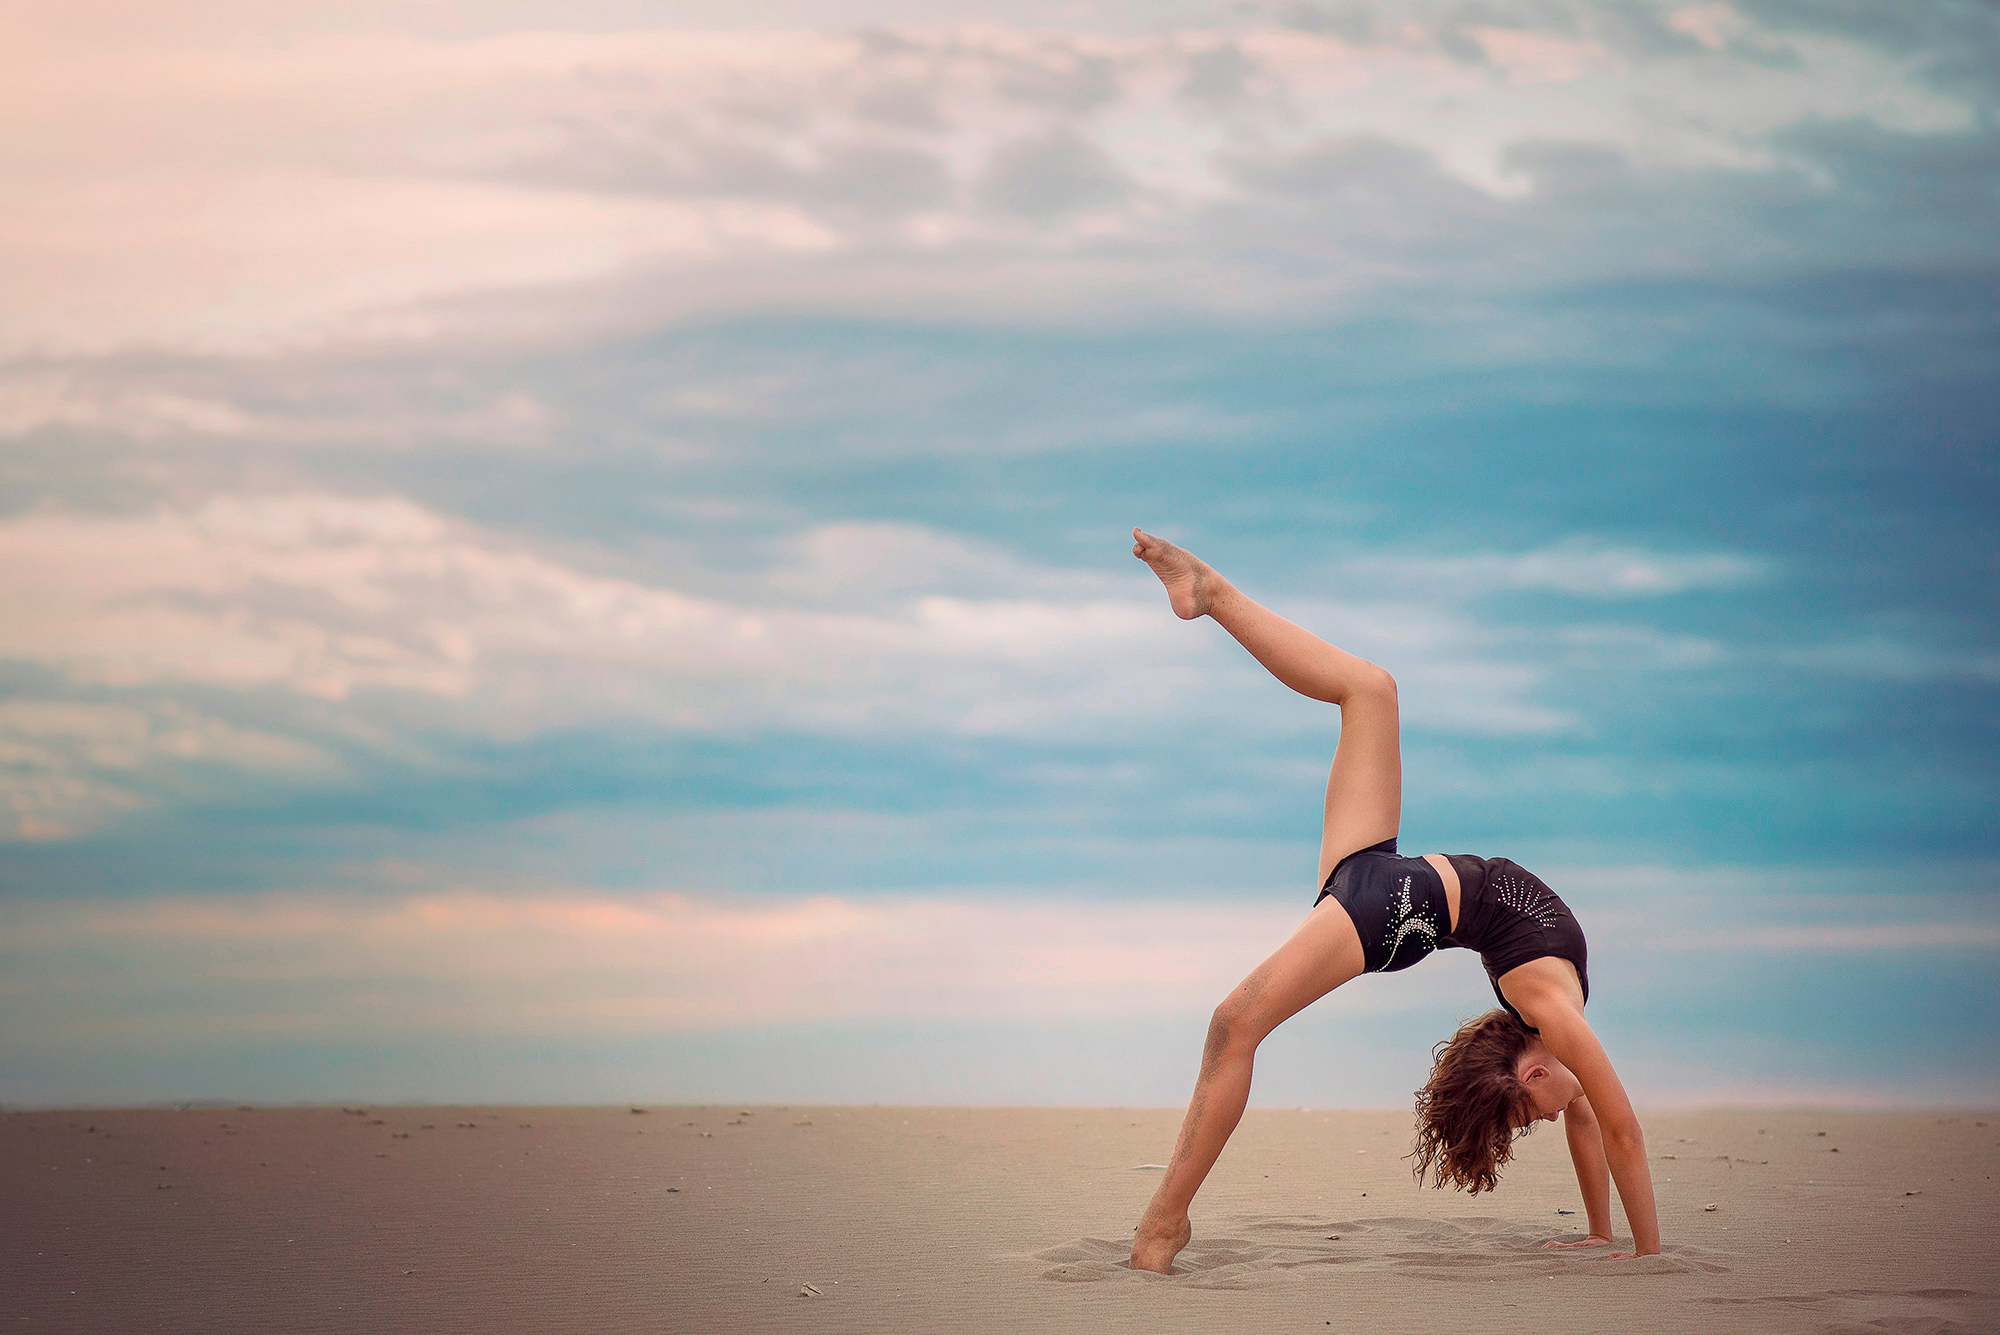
[3,887,1314,1040]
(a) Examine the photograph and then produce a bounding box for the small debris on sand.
[799,1283,824,1298]
[1130,1163,1168,1170]
[630,1108,648,1115]
[1703,1204,1718,1212]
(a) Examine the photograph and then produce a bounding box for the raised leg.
[1132,528,1401,886]
[1127,528,1404,1273]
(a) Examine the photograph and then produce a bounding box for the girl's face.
[1516,1049,1584,1126]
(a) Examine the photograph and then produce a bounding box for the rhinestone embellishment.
[1493,871,1563,928]
[1378,872,1439,971]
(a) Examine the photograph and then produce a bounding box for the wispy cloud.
[0,494,1196,730]
[4,493,1654,845]
[0,699,335,841]
[1,8,1979,355]
[0,886,1306,1041]
[1336,541,1768,599]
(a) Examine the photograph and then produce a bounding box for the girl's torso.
[1316,839,1590,1029]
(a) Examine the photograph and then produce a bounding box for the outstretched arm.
[1526,1003,1660,1256]
[1542,1095,1614,1248]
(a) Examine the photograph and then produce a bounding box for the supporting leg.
[1130,898,1368,1272]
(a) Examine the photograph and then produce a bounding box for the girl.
[1126,528,1660,1273]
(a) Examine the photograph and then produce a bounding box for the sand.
[5,1105,1995,1334]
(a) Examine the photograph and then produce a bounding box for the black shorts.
[1315,837,1450,973]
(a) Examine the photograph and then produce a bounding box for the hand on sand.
[1541,1235,1613,1250]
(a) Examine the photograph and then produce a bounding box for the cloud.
[0,886,1308,1041]
[1,11,1983,355]
[0,494,1213,739]
[2,871,1991,1051]
[0,699,337,842]
[1,175,837,358]
[7,491,1797,849]
[0,494,1615,751]
[0,368,558,451]
[762,522,1126,605]
[1335,540,1768,598]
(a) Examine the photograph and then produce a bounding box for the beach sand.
[5,1105,1995,1333]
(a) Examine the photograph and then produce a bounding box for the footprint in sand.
[1032,1215,1730,1288]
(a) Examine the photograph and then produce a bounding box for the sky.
[1,0,1995,1110]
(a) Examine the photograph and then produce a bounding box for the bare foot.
[1131,528,1223,620]
[1129,1213,1191,1274]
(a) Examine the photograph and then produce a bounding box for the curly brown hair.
[1409,1009,1537,1194]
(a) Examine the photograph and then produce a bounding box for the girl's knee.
[1208,997,1261,1052]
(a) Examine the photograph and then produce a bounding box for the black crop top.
[1439,854,1590,1031]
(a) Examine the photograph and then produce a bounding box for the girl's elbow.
[1601,1121,1646,1158]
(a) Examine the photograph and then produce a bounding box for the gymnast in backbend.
[1124,528,1659,1274]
